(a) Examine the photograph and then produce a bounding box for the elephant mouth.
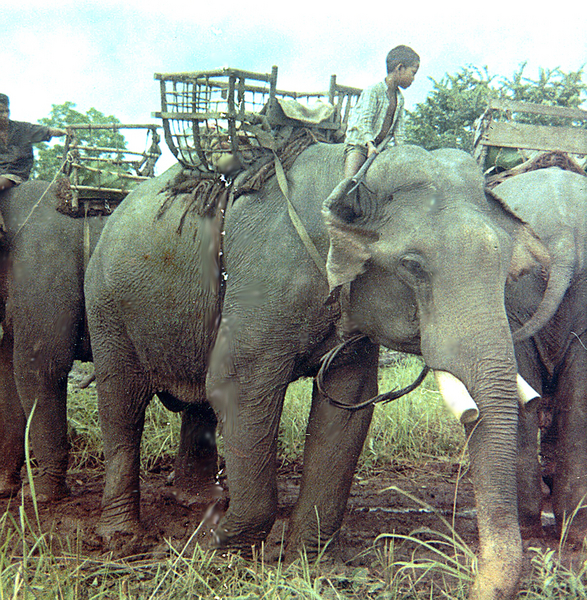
[435,370,540,424]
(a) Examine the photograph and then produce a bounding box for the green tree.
[500,64,587,126]
[33,102,128,180]
[405,64,587,153]
[404,66,496,151]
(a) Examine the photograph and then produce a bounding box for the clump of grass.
[361,357,466,470]
[279,355,467,472]
[67,356,466,475]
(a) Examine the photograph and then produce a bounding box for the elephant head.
[323,145,549,600]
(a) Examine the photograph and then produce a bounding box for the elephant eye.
[399,255,427,280]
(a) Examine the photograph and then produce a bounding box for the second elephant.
[495,167,587,542]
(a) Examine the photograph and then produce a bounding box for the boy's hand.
[367,141,378,157]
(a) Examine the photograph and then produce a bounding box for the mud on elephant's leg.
[170,400,222,505]
[207,342,294,552]
[549,338,587,544]
[286,338,378,559]
[0,333,25,497]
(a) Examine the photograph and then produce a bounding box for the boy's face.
[397,62,419,89]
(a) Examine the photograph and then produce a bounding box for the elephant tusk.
[517,374,540,405]
[434,370,479,424]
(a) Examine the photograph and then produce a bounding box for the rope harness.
[315,334,430,411]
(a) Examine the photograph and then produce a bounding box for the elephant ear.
[322,184,380,291]
[485,188,551,280]
[508,223,551,281]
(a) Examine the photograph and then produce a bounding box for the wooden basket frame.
[153,66,362,172]
[474,99,587,166]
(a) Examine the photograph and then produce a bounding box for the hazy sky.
[5,0,587,171]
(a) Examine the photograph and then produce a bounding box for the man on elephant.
[0,93,66,234]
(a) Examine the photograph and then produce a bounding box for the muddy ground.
[0,456,574,585]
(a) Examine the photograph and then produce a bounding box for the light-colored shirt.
[345,81,406,149]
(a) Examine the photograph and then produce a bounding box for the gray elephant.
[0,180,106,499]
[494,167,587,543]
[85,144,549,600]
[0,179,214,502]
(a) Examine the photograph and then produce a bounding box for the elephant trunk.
[465,359,523,600]
[420,295,523,599]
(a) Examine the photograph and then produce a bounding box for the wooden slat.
[481,121,587,154]
[153,111,225,121]
[154,67,275,83]
[488,99,587,121]
[65,123,158,130]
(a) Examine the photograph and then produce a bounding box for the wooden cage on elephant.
[152,66,362,174]
[474,99,587,187]
[59,123,162,215]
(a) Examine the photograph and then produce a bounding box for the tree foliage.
[33,102,127,180]
[405,64,587,152]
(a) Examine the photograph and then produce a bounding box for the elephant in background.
[86,143,550,600]
[0,180,215,503]
[0,180,106,500]
[495,167,587,542]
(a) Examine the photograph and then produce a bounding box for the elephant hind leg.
[97,374,152,538]
[156,391,220,493]
[166,396,222,505]
[92,330,154,538]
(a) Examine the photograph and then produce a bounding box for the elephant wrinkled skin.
[0,180,106,500]
[496,167,587,543]
[85,144,549,600]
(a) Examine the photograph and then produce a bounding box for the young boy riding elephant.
[327,45,419,205]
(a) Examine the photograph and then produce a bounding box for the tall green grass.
[66,356,465,474]
[280,355,466,470]
[1,358,584,598]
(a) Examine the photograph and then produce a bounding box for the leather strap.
[273,152,327,278]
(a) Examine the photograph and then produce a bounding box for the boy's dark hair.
[386,46,420,74]
[0,94,9,107]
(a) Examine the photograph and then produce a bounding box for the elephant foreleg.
[207,331,293,551]
[0,333,25,497]
[515,343,544,537]
[286,337,377,557]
